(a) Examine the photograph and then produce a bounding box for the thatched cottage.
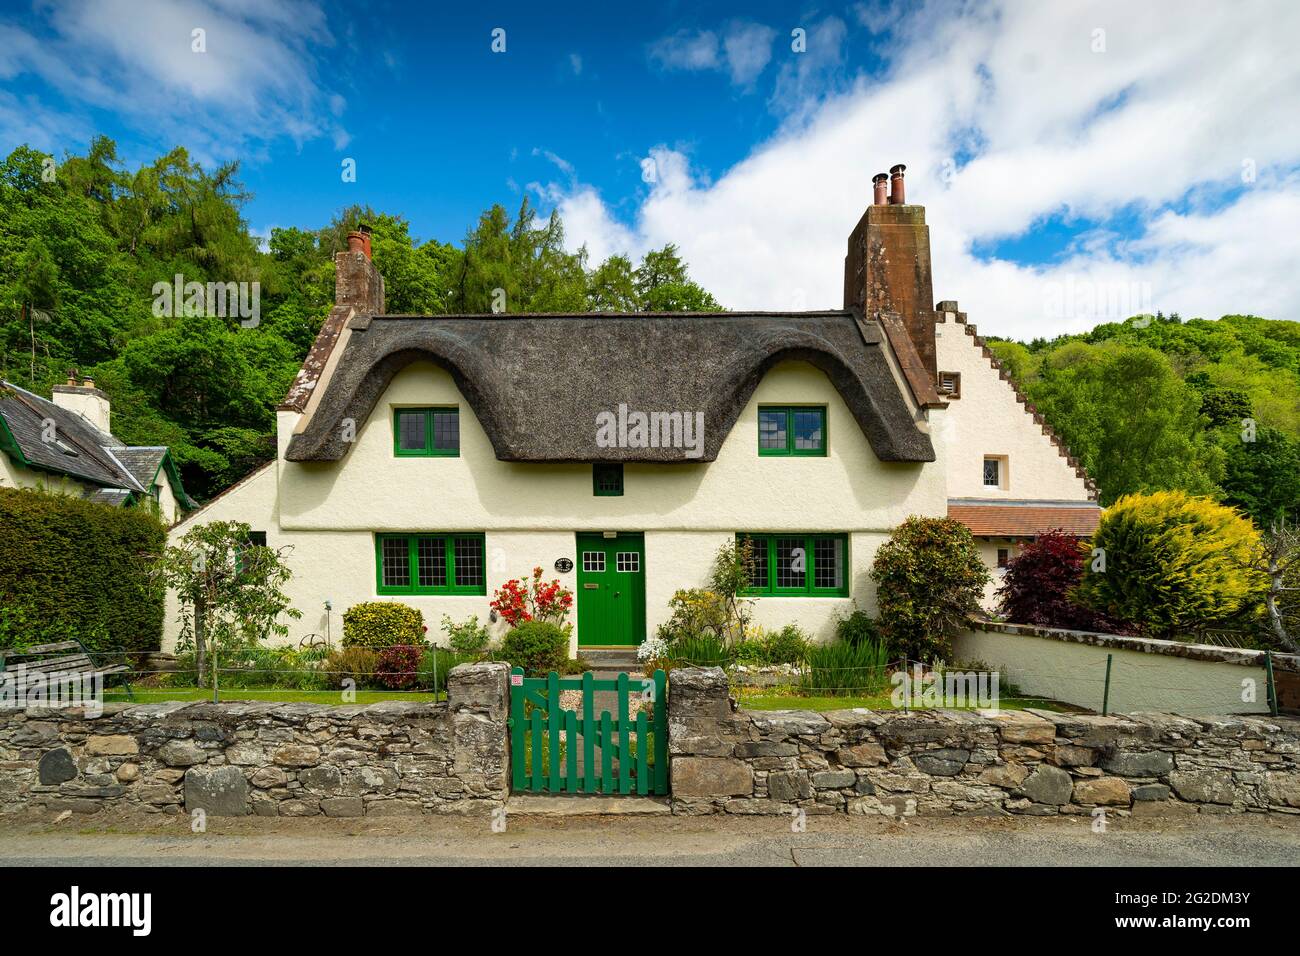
[164,166,1099,650]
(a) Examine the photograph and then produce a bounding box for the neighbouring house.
[164,165,1099,652]
[934,307,1101,608]
[0,374,193,525]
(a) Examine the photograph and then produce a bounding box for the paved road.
[3,812,1298,866]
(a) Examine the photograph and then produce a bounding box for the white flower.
[636,636,669,662]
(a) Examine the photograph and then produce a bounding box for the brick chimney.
[52,370,111,434]
[335,224,385,313]
[843,164,938,385]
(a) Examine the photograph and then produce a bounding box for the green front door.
[576,532,646,647]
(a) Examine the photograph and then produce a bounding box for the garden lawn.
[104,687,443,705]
[737,692,1074,713]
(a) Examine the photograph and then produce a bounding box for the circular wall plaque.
[554,558,574,573]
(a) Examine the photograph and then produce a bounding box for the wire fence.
[0,641,1284,716]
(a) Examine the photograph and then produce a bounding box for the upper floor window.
[983,456,1006,488]
[394,407,459,457]
[758,406,826,457]
[593,463,624,496]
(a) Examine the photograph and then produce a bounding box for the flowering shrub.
[491,567,574,627]
[376,644,423,689]
[636,635,669,662]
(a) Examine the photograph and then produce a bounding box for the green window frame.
[375,533,486,595]
[758,406,827,456]
[736,532,849,597]
[235,531,268,575]
[393,407,460,457]
[593,463,624,496]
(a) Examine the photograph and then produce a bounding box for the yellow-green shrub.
[1076,491,1263,637]
[341,601,426,648]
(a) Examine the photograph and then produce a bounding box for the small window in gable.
[393,407,459,457]
[758,406,826,456]
[938,371,961,398]
[983,456,1006,489]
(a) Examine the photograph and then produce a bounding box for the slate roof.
[112,446,168,490]
[948,498,1102,537]
[283,311,937,464]
[0,382,192,508]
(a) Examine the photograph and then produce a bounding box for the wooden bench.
[0,640,133,701]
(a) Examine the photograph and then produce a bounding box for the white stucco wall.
[934,310,1091,502]
[952,625,1273,715]
[974,537,1018,611]
[0,451,96,498]
[164,359,947,651]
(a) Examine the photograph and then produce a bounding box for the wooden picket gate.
[508,667,668,796]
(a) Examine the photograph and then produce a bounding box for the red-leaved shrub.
[376,644,423,689]
[996,530,1125,632]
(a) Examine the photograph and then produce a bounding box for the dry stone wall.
[669,668,1300,817]
[0,663,509,818]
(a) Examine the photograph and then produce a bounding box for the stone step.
[580,649,640,671]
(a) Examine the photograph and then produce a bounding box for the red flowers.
[491,566,574,626]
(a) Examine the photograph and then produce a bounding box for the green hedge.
[0,487,166,653]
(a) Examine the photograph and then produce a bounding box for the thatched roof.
[283,311,935,464]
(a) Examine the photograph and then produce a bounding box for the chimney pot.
[358,223,373,260]
[82,377,94,390]
[872,173,890,206]
[889,164,907,205]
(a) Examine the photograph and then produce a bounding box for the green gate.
[508,668,668,795]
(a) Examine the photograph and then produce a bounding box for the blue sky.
[1,0,874,244]
[2,0,1298,335]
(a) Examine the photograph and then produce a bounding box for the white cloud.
[648,29,721,72]
[723,22,777,88]
[0,0,347,163]
[554,0,1300,335]
[569,53,583,76]
[649,21,778,90]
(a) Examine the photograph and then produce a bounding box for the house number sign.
[554,558,574,573]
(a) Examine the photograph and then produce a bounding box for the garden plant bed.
[104,687,443,705]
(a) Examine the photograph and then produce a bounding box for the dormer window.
[394,407,459,457]
[758,406,826,456]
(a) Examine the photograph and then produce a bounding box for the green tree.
[156,520,301,686]
[1026,342,1222,504]
[635,244,721,311]
[1219,426,1300,526]
[587,254,638,311]
[1076,491,1262,638]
